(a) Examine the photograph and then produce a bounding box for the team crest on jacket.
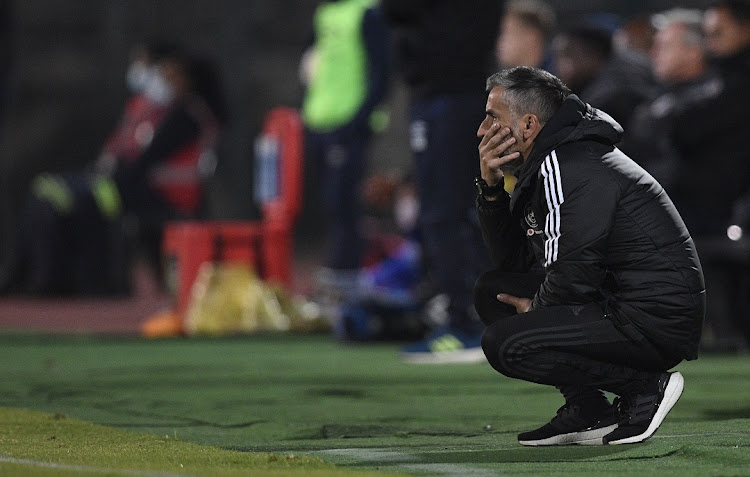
[524,204,542,236]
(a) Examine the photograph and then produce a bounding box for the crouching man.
[473,66,705,446]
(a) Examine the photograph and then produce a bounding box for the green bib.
[302,0,374,131]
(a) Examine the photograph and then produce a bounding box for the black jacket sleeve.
[137,105,201,171]
[477,192,534,272]
[113,103,201,197]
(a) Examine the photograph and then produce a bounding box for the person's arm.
[132,105,200,174]
[529,151,618,310]
[362,8,390,112]
[113,103,201,189]
[94,97,141,175]
[477,122,530,270]
[477,192,534,271]
[344,7,391,133]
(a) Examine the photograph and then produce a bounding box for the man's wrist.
[475,176,505,200]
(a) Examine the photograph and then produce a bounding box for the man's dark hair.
[486,66,571,124]
[712,0,750,23]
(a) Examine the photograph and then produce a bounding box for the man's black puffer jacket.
[477,95,706,360]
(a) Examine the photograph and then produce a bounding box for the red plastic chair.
[157,107,304,327]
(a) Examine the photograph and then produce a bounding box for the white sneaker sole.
[400,347,486,364]
[519,423,618,446]
[607,371,684,445]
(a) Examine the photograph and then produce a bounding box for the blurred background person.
[382,0,501,363]
[663,0,750,351]
[693,0,750,238]
[705,0,750,58]
[620,8,711,189]
[551,22,655,127]
[335,171,427,342]
[300,0,390,299]
[14,43,226,295]
[495,0,556,70]
[613,14,656,59]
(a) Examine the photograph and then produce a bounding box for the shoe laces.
[614,393,657,425]
[613,397,630,425]
[549,404,579,427]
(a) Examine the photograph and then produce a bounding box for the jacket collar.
[508,94,623,211]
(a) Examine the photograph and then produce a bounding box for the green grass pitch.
[0,333,748,476]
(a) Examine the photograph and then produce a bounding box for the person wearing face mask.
[108,48,226,279]
[111,49,225,222]
[13,42,225,296]
[94,41,175,177]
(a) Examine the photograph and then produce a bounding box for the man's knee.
[473,271,514,326]
[481,321,516,377]
[474,270,493,294]
[483,316,546,382]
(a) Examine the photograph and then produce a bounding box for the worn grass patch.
[0,407,403,476]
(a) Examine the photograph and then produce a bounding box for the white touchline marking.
[312,449,493,477]
[315,448,416,462]
[309,435,749,475]
[0,456,189,477]
[654,432,750,439]
[402,463,499,477]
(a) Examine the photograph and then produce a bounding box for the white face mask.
[126,61,152,93]
[143,69,175,106]
[394,193,419,233]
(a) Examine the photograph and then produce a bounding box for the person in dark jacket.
[619,7,749,352]
[473,67,705,446]
[665,0,750,352]
[620,8,713,190]
[551,24,656,128]
[382,0,502,363]
[668,0,750,237]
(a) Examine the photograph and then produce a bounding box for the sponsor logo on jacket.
[524,204,543,236]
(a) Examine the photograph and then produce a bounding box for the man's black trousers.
[474,269,682,397]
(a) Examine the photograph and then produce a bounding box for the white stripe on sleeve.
[540,151,564,266]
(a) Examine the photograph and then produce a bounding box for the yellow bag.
[184,262,327,336]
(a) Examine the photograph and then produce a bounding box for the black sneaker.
[518,402,619,446]
[603,371,684,445]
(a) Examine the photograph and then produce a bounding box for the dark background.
[0,0,713,258]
